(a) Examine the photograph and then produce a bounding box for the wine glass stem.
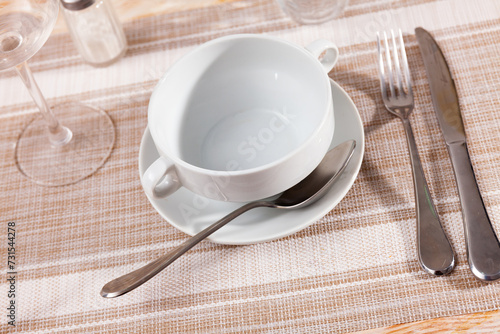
[15,61,72,146]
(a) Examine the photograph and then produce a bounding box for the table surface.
[2,0,500,333]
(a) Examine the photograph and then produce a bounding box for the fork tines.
[377,29,413,100]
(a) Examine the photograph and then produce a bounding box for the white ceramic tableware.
[139,79,365,244]
[143,34,338,202]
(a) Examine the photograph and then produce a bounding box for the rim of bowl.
[148,33,333,176]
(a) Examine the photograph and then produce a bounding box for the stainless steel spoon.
[101,140,356,298]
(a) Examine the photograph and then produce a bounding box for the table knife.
[415,27,500,281]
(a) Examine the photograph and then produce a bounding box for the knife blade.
[415,27,500,281]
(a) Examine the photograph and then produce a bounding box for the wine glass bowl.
[0,1,58,70]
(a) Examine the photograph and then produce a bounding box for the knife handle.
[447,142,500,281]
[403,119,456,275]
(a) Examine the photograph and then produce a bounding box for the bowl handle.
[142,156,181,199]
[305,39,339,73]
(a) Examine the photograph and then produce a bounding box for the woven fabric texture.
[1,0,500,332]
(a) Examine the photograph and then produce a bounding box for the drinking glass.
[0,0,115,186]
[277,0,349,25]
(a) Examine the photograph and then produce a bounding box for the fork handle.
[402,118,456,275]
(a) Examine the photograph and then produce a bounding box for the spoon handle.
[101,201,267,298]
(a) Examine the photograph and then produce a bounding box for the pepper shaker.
[60,0,128,67]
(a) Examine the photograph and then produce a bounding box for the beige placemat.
[1,0,500,332]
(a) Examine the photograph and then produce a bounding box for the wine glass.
[0,0,115,186]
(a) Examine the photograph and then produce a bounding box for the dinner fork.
[376,30,455,276]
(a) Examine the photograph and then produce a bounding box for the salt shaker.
[60,0,128,67]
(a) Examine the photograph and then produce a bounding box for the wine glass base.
[15,103,115,186]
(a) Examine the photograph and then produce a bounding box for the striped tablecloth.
[1,0,500,332]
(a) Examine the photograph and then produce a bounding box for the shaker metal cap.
[60,0,96,11]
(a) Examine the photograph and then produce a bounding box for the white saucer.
[139,79,364,245]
